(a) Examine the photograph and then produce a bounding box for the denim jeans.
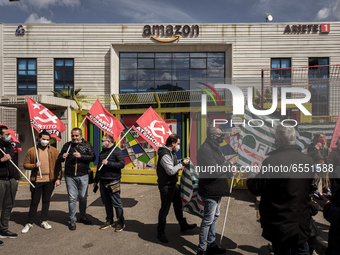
[100,181,124,223]
[272,241,309,255]
[198,196,221,251]
[65,175,89,221]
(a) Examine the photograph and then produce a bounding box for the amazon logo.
[143,25,199,43]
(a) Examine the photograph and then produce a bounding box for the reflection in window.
[119,52,225,93]
[17,59,37,95]
[54,59,74,95]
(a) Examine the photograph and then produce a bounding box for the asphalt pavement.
[0,181,321,255]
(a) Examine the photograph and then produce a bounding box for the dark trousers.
[157,184,184,234]
[100,181,124,224]
[0,179,18,232]
[272,241,309,255]
[28,181,55,224]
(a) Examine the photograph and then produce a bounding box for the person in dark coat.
[313,175,340,255]
[247,125,314,255]
[0,125,19,245]
[93,134,125,232]
[197,126,238,255]
[58,128,96,230]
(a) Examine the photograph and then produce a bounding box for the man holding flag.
[0,125,19,243]
[58,128,96,230]
[156,134,197,243]
[22,130,62,233]
[93,134,125,232]
[196,126,238,255]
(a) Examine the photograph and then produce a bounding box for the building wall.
[2,23,340,99]
[2,24,340,115]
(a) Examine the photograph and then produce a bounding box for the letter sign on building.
[321,23,330,33]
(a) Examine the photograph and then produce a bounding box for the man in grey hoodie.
[156,134,196,243]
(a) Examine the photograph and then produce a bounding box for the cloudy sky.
[0,0,339,24]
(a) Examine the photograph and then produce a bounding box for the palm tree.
[51,85,85,110]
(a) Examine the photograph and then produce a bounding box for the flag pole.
[66,117,86,154]
[98,126,133,172]
[0,148,35,188]
[220,175,235,244]
[187,118,192,157]
[31,126,42,179]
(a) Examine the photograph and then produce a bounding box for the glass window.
[309,57,329,116]
[17,59,37,95]
[138,59,154,69]
[190,59,206,69]
[119,52,225,93]
[54,59,74,95]
[271,58,291,83]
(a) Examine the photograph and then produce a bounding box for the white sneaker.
[41,221,52,230]
[21,223,33,234]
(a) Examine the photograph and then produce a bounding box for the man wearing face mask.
[196,126,238,255]
[22,130,62,233]
[58,127,96,230]
[93,134,125,231]
[156,134,197,243]
[247,125,314,255]
[0,125,19,243]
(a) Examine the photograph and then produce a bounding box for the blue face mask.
[3,135,11,143]
[101,142,107,148]
[72,140,81,144]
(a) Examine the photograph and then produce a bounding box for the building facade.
[0,22,339,168]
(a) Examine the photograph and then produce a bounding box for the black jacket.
[323,184,340,255]
[95,146,125,182]
[0,140,19,180]
[156,146,182,185]
[247,145,314,245]
[58,139,96,177]
[197,137,233,198]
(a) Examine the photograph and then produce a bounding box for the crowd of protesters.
[0,123,340,255]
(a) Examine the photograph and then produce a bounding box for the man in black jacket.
[0,125,19,244]
[197,126,238,255]
[93,134,125,232]
[156,134,196,243]
[59,128,96,230]
[247,125,314,255]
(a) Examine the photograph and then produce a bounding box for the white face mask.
[40,140,49,147]
[173,145,180,152]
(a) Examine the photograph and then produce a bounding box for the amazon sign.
[143,24,199,43]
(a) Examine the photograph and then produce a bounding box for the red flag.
[330,113,340,150]
[27,97,66,141]
[86,99,124,141]
[0,123,22,153]
[132,107,172,151]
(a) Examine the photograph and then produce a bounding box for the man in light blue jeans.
[65,175,89,223]
[58,128,96,230]
[198,197,221,252]
[197,127,238,255]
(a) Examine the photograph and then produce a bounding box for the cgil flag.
[27,97,66,141]
[132,107,172,151]
[0,123,22,153]
[180,160,204,218]
[86,99,124,141]
[237,105,312,171]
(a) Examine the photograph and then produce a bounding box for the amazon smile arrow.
[151,34,181,43]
